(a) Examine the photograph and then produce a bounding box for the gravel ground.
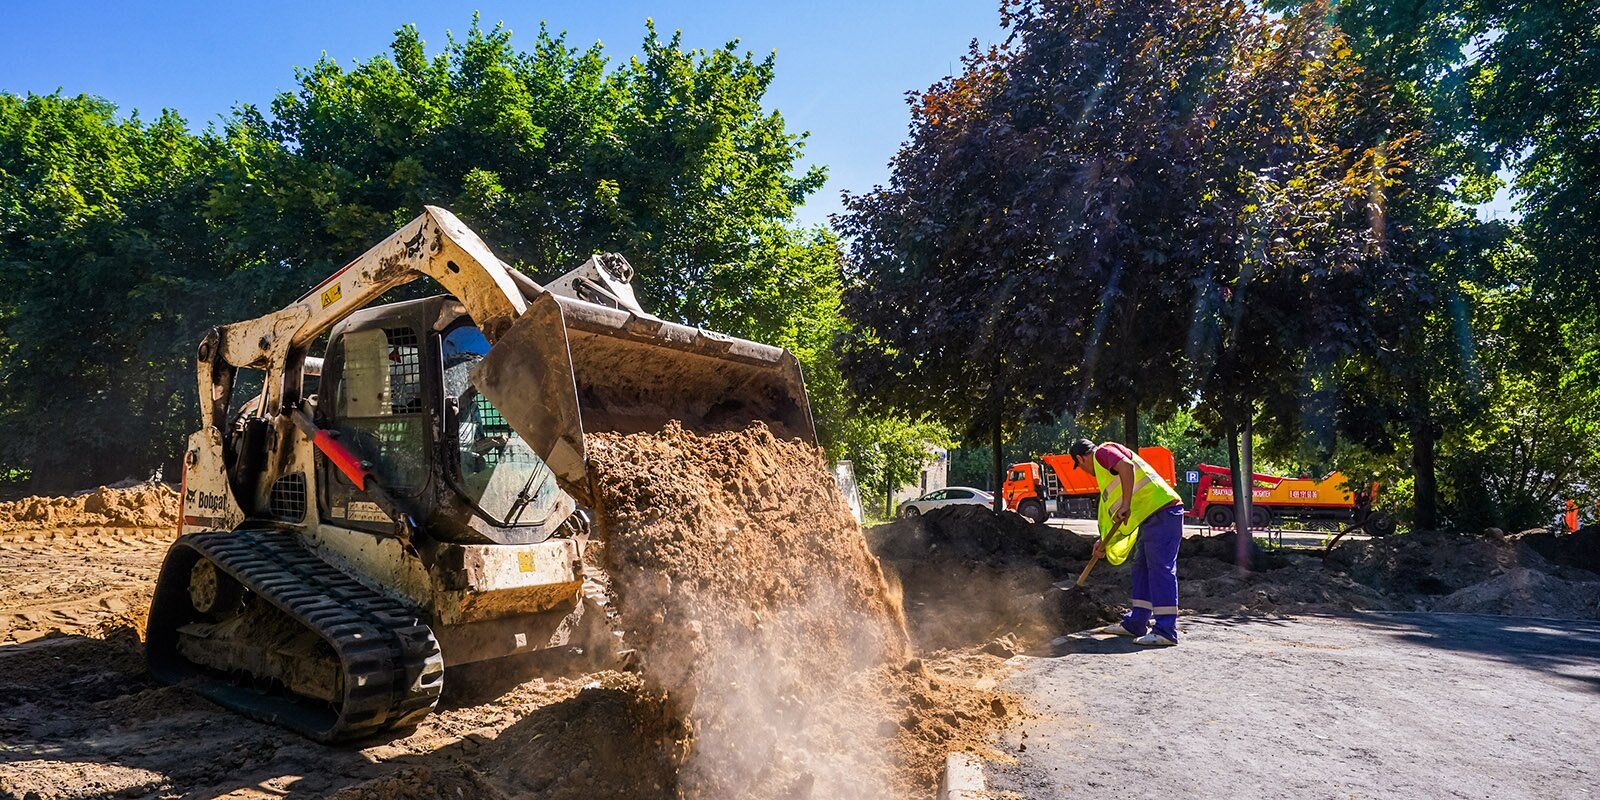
[989,612,1600,800]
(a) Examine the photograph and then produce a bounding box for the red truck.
[1003,447,1177,524]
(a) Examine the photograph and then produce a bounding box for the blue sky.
[1,0,1006,229]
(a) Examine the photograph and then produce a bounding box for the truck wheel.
[1249,507,1273,529]
[1362,512,1395,536]
[1204,505,1234,529]
[1018,499,1047,524]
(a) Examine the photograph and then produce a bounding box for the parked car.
[899,486,994,517]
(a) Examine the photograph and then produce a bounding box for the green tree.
[1,19,911,489]
[839,0,1419,531]
[0,93,230,490]
[1303,0,1600,529]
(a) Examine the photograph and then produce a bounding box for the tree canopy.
[838,0,1420,509]
[0,20,925,493]
[842,0,1599,531]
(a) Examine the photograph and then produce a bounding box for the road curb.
[937,752,986,799]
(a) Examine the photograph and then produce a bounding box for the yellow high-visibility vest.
[1093,450,1183,565]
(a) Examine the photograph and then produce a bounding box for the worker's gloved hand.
[1091,538,1105,559]
[1112,499,1131,524]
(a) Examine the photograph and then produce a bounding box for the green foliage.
[0,20,911,490]
[215,20,828,334]
[1456,0,1600,324]
[1306,0,1600,528]
[842,415,952,516]
[0,93,232,488]
[1432,284,1600,530]
[839,0,1419,505]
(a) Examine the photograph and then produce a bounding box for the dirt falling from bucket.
[584,422,913,800]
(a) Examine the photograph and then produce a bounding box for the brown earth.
[0,484,179,645]
[0,438,1012,800]
[0,483,178,530]
[869,505,1600,653]
[584,422,1008,800]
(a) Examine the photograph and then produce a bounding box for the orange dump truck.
[1003,447,1177,523]
[1189,463,1382,530]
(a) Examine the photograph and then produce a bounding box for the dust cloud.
[584,422,915,799]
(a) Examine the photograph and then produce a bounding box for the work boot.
[1098,622,1143,637]
[1134,631,1178,647]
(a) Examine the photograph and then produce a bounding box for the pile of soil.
[870,507,1600,652]
[584,422,1005,799]
[867,505,1109,648]
[0,484,180,645]
[1504,523,1600,574]
[0,482,178,530]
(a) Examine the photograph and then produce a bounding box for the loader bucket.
[470,292,816,490]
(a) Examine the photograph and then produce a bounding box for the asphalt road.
[989,612,1600,799]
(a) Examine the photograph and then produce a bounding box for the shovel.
[1055,519,1125,639]
[1075,518,1123,587]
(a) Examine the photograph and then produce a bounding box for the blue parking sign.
[1185,470,1200,484]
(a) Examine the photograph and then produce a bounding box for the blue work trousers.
[1120,504,1183,640]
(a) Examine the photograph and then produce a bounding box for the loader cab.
[316,295,575,545]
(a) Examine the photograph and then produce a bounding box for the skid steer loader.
[146,207,814,741]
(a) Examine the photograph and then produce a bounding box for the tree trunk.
[1228,411,1254,570]
[1227,419,1242,528]
[1409,383,1439,531]
[1123,394,1140,450]
[991,409,1005,512]
[1238,412,1255,570]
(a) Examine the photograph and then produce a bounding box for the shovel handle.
[1077,520,1123,586]
[1075,553,1100,587]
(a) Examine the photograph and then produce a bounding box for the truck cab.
[1004,447,1176,524]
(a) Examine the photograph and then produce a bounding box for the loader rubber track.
[145,528,445,742]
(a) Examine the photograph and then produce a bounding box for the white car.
[899,486,994,517]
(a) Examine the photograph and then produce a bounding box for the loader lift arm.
[197,206,533,432]
[200,204,814,507]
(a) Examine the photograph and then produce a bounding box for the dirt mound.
[585,422,998,799]
[1432,567,1600,618]
[871,508,1600,649]
[868,504,1091,568]
[869,506,1097,648]
[1324,529,1529,596]
[1520,524,1600,573]
[0,482,178,530]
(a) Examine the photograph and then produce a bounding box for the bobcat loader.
[146,207,813,741]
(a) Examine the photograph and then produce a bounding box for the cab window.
[321,326,428,530]
[441,324,564,527]
[330,327,427,491]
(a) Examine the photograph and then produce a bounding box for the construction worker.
[1565,499,1579,534]
[1070,438,1186,647]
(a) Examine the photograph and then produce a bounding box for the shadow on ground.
[0,630,676,799]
